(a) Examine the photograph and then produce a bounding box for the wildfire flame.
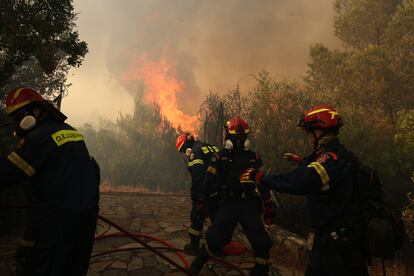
[123,55,198,133]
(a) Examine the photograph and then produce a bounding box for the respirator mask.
[11,107,42,138]
[224,133,250,151]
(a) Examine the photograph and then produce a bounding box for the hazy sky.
[63,0,340,127]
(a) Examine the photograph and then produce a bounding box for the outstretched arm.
[262,157,350,195]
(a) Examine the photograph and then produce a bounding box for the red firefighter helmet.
[225,116,250,135]
[175,133,194,152]
[298,105,343,130]
[6,87,67,121]
[6,87,45,115]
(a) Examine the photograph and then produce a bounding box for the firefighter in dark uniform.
[190,116,273,276]
[176,133,220,255]
[241,105,369,276]
[0,87,100,276]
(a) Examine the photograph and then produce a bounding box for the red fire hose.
[91,245,247,274]
[97,214,192,275]
[93,231,247,275]
[94,231,190,268]
[0,204,249,275]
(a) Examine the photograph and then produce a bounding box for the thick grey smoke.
[67,0,339,124]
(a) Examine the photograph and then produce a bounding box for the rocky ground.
[0,192,410,275]
[88,193,305,276]
[0,192,305,276]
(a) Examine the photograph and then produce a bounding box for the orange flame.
[123,55,198,133]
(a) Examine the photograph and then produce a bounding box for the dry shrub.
[402,173,414,242]
[99,181,162,194]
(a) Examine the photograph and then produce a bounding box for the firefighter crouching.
[241,105,369,276]
[176,133,220,255]
[0,87,100,276]
[190,116,273,276]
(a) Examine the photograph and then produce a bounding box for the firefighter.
[176,133,220,255]
[241,105,369,276]
[190,116,273,276]
[0,87,100,276]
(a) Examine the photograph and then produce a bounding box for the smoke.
[67,0,339,126]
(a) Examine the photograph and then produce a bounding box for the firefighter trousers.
[17,206,98,276]
[204,198,272,273]
[305,230,369,276]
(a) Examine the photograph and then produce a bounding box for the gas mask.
[224,134,250,151]
[12,107,43,138]
[179,147,193,166]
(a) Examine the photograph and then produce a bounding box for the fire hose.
[94,230,247,275]
[96,214,192,275]
[0,204,248,275]
[94,231,190,268]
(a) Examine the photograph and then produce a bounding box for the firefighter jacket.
[0,118,100,219]
[187,141,220,200]
[261,138,356,228]
[203,147,270,200]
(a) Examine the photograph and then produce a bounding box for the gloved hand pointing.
[283,153,302,165]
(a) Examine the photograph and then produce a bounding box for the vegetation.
[395,109,414,241]
[193,0,414,235]
[1,0,413,239]
[79,93,189,191]
[0,0,88,231]
[0,0,87,99]
[81,1,414,228]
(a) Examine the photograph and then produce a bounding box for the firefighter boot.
[190,254,208,275]
[250,264,270,276]
[184,233,201,256]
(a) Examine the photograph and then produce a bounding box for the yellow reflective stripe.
[51,130,84,146]
[13,88,24,99]
[201,146,209,154]
[7,100,31,114]
[307,108,331,116]
[188,228,202,236]
[229,128,250,134]
[328,111,339,119]
[201,146,220,154]
[255,257,271,265]
[307,162,330,191]
[188,159,204,167]
[207,166,217,174]
[7,152,36,176]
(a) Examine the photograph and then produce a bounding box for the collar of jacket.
[315,137,340,154]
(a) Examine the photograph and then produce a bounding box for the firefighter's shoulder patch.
[189,152,195,161]
[316,151,338,164]
[316,154,328,164]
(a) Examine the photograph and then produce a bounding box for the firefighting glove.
[283,153,303,165]
[240,168,264,185]
[263,199,276,225]
[195,198,208,219]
